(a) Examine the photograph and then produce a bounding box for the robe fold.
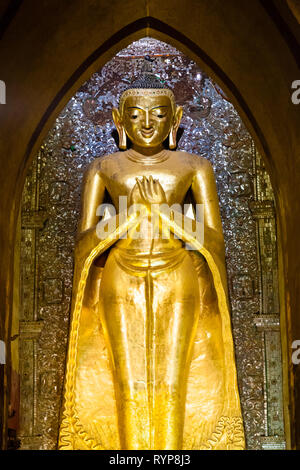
[59,207,245,450]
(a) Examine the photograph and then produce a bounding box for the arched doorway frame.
[5,17,291,449]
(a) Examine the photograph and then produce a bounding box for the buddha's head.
[112,72,182,151]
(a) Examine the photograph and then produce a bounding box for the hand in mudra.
[129,176,167,207]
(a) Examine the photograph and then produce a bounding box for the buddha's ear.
[173,105,183,131]
[112,107,122,128]
[169,106,183,150]
[112,107,127,150]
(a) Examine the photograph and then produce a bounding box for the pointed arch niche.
[12,38,286,450]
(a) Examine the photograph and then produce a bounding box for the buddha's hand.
[130,176,167,208]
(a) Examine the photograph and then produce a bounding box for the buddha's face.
[113,94,182,150]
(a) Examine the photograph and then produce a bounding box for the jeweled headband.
[119,72,176,111]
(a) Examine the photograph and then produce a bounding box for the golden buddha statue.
[58,68,245,450]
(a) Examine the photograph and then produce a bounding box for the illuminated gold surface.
[59,91,245,450]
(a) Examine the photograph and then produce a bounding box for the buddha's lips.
[141,129,155,138]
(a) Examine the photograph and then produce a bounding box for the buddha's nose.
[144,110,151,128]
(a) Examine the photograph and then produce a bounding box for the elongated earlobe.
[169,105,182,149]
[169,128,177,149]
[119,126,127,150]
[112,107,127,150]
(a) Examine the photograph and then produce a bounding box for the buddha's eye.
[152,110,167,118]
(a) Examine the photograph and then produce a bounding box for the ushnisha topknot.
[119,57,176,111]
[124,71,169,90]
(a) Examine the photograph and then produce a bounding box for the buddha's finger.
[155,180,164,194]
[129,186,137,205]
[136,178,147,201]
[143,176,152,200]
[149,175,155,196]
[153,179,159,196]
[132,180,141,195]
[132,181,139,192]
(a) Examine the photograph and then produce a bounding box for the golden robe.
[58,205,245,450]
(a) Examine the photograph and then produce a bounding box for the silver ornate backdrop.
[17,38,285,450]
